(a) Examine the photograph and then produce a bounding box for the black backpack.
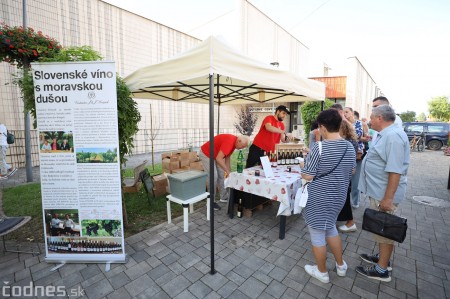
[3,131,14,144]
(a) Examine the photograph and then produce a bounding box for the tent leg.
[209,74,216,274]
[209,74,216,275]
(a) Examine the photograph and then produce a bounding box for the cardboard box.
[180,159,190,167]
[170,155,179,162]
[180,152,190,160]
[171,166,190,174]
[161,152,172,160]
[172,150,189,156]
[152,173,168,188]
[188,152,199,163]
[189,161,204,171]
[153,186,167,197]
[162,158,180,171]
[123,181,142,193]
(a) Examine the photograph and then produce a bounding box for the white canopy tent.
[125,36,324,104]
[124,36,325,274]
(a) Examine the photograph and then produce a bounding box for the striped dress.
[302,139,356,230]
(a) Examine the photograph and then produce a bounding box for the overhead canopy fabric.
[124,36,325,104]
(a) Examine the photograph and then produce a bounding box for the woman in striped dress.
[301,109,356,283]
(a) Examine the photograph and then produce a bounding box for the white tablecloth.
[225,165,303,216]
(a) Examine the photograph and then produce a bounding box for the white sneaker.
[338,224,357,232]
[219,198,228,203]
[336,261,348,276]
[304,265,330,283]
[7,167,17,177]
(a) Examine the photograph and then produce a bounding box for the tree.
[428,96,450,121]
[417,112,427,121]
[10,33,141,227]
[16,46,141,165]
[300,99,334,145]
[148,104,161,170]
[399,111,416,122]
[234,105,258,136]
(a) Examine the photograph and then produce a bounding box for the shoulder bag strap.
[314,143,348,180]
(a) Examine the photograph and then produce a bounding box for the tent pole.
[209,74,216,275]
[216,74,220,135]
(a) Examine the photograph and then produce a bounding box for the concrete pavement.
[0,149,449,298]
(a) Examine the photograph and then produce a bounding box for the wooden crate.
[275,142,305,154]
[123,180,142,193]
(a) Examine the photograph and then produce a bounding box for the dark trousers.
[337,184,353,221]
[246,144,266,168]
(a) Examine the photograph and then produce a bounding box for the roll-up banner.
[32,61,126,263]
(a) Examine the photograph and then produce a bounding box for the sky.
[103,0,450,116]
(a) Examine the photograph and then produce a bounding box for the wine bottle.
[272,151,278,167]
[295,150,300,164]
[237,150,244,173]
[290,151,295,165]
[269,151,272,167]
[281,150,286,165]
[277,150,281,165]
[237,198,243,218]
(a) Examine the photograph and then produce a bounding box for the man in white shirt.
[371,96,403,128]
[0,123,17,180]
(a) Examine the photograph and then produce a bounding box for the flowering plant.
[0,23,61,68]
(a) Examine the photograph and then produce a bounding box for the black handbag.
[362,208,408,243]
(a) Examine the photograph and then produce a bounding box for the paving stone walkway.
[0,150,449,298]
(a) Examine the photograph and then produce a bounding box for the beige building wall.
[345,57,382,119]
[190,0,310,76]
[0,0,241,165]
[238,0,310,76]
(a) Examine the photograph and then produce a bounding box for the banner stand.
[32,61,127,266]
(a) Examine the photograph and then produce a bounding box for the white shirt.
[395,115,403,128]
[0,124,7,146]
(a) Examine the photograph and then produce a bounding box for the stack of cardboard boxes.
[161,150,203,174]
[153,150,204,196]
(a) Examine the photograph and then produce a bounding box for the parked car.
[403,122,450,150]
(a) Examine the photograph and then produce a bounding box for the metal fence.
[6,128,238,167]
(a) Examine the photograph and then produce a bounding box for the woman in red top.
[246,105,292,168]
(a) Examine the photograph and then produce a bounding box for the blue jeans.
[351,160,362,207]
